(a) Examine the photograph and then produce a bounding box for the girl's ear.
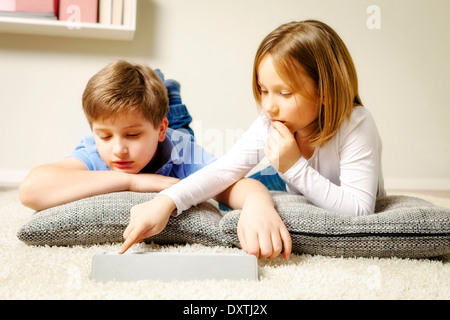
[158,117,169,142]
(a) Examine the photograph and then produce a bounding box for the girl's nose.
[263,94,279,116]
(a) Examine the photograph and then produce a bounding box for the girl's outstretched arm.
[120,178,292,260]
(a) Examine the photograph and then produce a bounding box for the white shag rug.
[1,187,449,300]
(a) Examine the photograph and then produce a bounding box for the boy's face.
[92,111,168,174]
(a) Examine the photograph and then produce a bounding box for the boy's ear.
[157,117,169,142]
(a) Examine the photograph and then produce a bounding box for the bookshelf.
[0,0,136,41]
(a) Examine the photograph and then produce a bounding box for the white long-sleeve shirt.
[160,106,385,217]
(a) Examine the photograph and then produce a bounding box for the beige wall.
[1,0,449,190]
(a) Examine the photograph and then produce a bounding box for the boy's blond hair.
[252,20,362,147]
[82,60,169,128]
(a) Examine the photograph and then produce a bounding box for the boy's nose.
[113,139,129,157]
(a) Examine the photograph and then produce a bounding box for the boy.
[20,60,291,259]
[20,60,200,209]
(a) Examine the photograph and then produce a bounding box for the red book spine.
[59,0,98,23]
[0,0,16,12]
[15,0,59,14]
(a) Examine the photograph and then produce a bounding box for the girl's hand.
[266,121,302,173]
[119,195,176,253]
[237,195,291,260]
[129,174,180,193]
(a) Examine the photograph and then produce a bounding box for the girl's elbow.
[353,200,375,217]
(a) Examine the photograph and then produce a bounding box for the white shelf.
[0,1,136,41]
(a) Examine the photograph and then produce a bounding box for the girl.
[119,20,385,259]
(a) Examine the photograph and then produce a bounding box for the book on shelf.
[0,0,59,20]
[99,0,112,24]
[111,0,122,25]
[99,0,134,26]
[59,0,99,23]
[0,0,135,27]
[122,0,133,26]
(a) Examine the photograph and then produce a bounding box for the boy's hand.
[129,174,180,193]
[266,121,302,174]
[119,195,176,253]
[237,195,291,260]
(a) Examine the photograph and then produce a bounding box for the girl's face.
[257,54,320,138]
[92,111,167,174]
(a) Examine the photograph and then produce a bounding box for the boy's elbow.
[19,176,46,211]
[19,179,36,210]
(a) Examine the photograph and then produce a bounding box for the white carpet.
[1,187,449,300]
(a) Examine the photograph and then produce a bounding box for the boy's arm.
[19,157,179,211]
[20,158,128,210]
[214,178,292,260]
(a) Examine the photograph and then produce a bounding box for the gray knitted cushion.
[220,192,450,258]
[17,191,450,259]
[17,192,227,247]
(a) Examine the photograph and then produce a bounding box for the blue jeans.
[248,166,287,192]
[155,69,194,136]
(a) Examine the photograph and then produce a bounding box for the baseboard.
[0,170,28,187]
[384,178,450,191]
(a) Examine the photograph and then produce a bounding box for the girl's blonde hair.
[253,20,362,146]
[82,60,168,128]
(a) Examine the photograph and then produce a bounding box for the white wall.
[1,0,449,190]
